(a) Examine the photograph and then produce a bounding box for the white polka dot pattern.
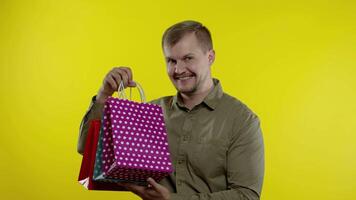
[97,97,173,183]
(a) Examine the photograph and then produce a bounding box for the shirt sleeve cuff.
[88,95,105,120]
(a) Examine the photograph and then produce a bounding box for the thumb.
[147,177,164,192]
[128,80,136,87]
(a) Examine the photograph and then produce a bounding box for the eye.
[184,57,192,61]
[167,59,176,64]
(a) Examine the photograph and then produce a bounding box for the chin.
[170,77,198,94]
[176,85,198,94]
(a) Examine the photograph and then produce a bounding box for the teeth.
[177,76,194,80]
[179,77,191,80]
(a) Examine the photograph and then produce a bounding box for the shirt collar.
[171,78,224,111]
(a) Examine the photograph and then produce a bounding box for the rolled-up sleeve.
[77,95,105,155]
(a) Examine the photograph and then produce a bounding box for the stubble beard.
[175,78,200,95]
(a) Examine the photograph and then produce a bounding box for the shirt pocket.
[188,138,228,177]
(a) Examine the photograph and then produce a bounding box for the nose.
[174,60,186,74]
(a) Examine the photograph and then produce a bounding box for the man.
[77,20,264,200]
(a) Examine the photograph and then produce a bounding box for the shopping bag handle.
[117,80,146,103]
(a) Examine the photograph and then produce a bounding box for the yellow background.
[0,0,355,199]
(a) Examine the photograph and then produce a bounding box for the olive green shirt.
[77,78,264,200]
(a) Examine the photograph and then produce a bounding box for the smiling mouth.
[175,75,195,80]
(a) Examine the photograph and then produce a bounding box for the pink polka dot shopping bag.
[78,81,173,190]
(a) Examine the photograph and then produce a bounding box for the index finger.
[120,67,133,81]
[120,67,136,86]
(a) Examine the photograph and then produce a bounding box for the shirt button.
[177,180,182,186]
[178,159,184,164]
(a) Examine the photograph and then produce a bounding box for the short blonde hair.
[162,20,213,53]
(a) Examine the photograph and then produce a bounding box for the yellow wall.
[1,0,355,199]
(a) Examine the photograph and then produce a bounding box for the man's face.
[163,32,215,95]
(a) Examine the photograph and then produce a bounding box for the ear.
[208,49,215,65]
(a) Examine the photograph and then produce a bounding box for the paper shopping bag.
[93,81,173,185]
[77,119,126,190]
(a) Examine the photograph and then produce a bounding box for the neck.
[180,78,214,110]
